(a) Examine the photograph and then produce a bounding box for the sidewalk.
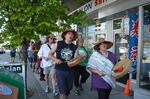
[28,66,133,99]
[14,53,134,99]
[27,66,50,99]
[0,52,133,99]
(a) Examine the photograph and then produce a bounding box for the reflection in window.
[100,22,106,31]
[78,26,86,34]
[140,41,150,91]
[144,5,150,25]
[79,34,87,47]
[87,34,94,50]
[115,34,129,84]
[96,34,106,41]
[115,34,129,61]
[140,4,150,91]
[143,42,150,61]
[88,25,95,33]
[113,19,122,30]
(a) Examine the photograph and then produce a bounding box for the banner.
[87,51,116,88]
[128,13,138,71]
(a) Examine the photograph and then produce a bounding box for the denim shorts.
[56,69,74,95]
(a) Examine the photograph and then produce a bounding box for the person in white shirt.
[38,34,55,93]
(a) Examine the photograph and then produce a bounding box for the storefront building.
[71,0,150,99]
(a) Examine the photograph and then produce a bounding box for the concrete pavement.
[31,66,133,99]
[27,66,50,99]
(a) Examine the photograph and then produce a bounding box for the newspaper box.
[0,62,26,99]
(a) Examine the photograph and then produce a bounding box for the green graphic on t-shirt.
[77,47,88,66]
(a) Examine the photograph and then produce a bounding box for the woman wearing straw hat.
[87,38,117,99]
[48,30,79,99]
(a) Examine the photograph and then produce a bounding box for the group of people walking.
[24,29,117,99]
[36,29,117,99]
[36,31,90,98]
[48,30,91,99]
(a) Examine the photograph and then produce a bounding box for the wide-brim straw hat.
[61,30,78,41]
[93,38,113,50]
[112,59,131,79]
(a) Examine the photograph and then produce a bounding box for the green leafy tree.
[0,0,89,47]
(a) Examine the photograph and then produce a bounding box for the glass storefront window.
[140,4,150,91]
[80,33,86,46]
[115,34,129,61]
[100,22,106,31]
[87,25,95,33]
[87,33,95,50]
[115,33,129,84]
[113,19,122,30]
[144,5,150,25]
[78,26,86,34]
[114,17,129,62]
[96,34,106,40]
[88,22,106,32]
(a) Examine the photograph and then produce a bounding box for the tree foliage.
[0,0,89,47]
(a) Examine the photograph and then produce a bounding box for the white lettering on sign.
[12,66,22,73]
[0,65,22,73]
[80,2,93,12]
[69,0,116,15]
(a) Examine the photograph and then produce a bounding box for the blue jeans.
[28,57,33,63]
[56,69,74,95]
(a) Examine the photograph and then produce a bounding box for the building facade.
[71,0,150,99]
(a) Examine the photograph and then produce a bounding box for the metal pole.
[136,6,143,88]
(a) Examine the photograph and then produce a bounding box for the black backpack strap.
[47,44,51,50]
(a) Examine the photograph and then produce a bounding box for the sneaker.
[26,90,33,98]
[30,64,32,69]
[52,91,59,97]
[79,84,83,91]
[45,86,50,93]
[75,89,80,96]
[40,78,45,81]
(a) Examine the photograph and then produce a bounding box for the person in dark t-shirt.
[10,48,16,62]
[49,30,78,99]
